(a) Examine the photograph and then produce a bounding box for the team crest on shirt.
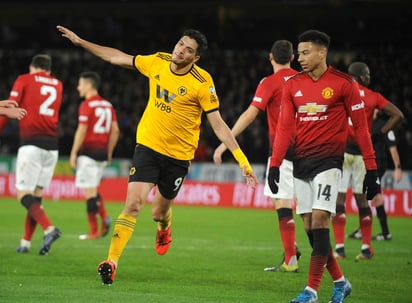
[298,103,327,115]
[321,87,334,99]
[178,86,187,96]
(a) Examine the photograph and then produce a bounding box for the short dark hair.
[298,30,330,49]
[271,40,293,64]
[79,71,101,89]
[348,62,369,78]
[30,54,52,71]
[182,29,208,56]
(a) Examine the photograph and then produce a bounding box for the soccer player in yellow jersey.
[57,25,258,285]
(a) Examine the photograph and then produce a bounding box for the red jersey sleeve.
[78,101,90,125]
[0,116,9,132]
[251,77,272,111]
[345,80,377,170]
[270,83,295,167]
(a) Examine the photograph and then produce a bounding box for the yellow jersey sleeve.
[133,52,219,160]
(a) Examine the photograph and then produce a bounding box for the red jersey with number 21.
[271,66,377,178]
[78,95,118,151]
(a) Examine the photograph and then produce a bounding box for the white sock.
[20,239,31,248]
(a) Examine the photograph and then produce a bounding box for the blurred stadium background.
[1,0,411,169]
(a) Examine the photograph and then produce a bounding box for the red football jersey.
[271,66,376,178]
[251,68,299,148]
[78,95,118,151]
[346,83,389,147]
[8,71,63,140]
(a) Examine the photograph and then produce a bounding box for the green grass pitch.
[0,198,411,302]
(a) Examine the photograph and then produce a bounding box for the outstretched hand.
[213,144,227,164]
[242,166,257,188]
[394,168,402,183]
[8,107,26,120]
[0,100,19,108]
[0,100,27,120]
[56,25,81,45]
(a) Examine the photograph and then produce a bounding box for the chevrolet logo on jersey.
[156,85,176,103]
[298,103,327,115]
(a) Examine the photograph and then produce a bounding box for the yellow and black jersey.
[133,52,219,160]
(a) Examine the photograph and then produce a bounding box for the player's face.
[172,36,200,67]
[360,68,371,86]
[77,78,88,98]
[297,42,326,73]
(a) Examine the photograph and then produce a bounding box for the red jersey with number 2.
[8,71,62,139]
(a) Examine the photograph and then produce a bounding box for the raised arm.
[56,25,134,69]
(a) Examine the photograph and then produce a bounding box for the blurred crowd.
[0,3,411,168]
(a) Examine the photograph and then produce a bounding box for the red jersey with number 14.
[8,71,63,149]
[271,66,376,178]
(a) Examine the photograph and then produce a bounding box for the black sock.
[376,205,390,235]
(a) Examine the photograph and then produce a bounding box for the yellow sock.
[107,213,136,264]
[158,208,172,231]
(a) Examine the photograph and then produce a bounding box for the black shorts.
[128,144,190,200]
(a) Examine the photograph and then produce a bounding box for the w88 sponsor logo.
[154,100,172,113]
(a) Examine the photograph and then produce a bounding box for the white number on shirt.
[39,85,57,116]
[93,107,112,134]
